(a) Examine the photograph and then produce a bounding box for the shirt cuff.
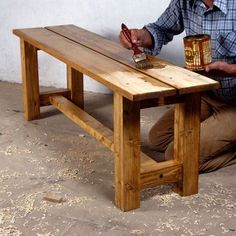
[143,25,162,55]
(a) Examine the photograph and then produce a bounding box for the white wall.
[0,0,185,93]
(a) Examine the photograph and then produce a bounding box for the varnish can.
[183,34,212,71]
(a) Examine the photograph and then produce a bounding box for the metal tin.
[183,34,212,71]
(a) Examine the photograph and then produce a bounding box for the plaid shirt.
[145,0,236,104]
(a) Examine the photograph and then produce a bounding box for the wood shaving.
[0,225,22,236]
[43,192,64,203]
[130,229,144,235]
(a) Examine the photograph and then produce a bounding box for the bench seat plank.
[13,28,176,101]
[46,24,219,95]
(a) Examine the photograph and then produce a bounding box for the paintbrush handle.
[121,23,142,55]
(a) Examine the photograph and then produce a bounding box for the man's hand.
[205,61,236,75]
[119,28,153,49]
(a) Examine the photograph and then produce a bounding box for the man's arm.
[119,0,184,55]
[144,0,185,55]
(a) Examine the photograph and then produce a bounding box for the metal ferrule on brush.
[132,52,147,63]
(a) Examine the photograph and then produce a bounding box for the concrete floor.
[0,81,235,236]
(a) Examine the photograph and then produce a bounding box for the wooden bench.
[13,24,219,212]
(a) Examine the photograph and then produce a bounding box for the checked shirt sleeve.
[144,0,185,55]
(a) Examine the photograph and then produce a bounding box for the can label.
[183,34,211,71]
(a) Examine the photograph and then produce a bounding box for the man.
[119,0,236,172]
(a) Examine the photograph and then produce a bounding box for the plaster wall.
[0,0,185,93]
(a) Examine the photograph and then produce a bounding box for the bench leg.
[114,93,141,211]
[174,93,201,196]
[67,65,84,109]
[20,39,40,120]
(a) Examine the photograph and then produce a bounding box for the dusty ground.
[0,81,235,236]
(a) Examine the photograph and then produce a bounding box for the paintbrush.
[121,23,153,69]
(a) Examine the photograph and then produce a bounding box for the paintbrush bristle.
[133,53,153,69]
[135,59,153,69]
